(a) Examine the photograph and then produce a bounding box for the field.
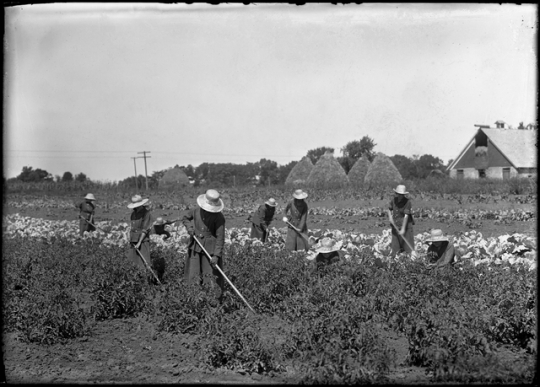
[2,187,537,384]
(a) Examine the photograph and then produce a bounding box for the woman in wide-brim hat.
[284,189,309,252]
[248,198,278,243]
[307,237,344,266]
[127,195,155,279]
[182,189,226,305]
[77,193,97,236]
[425,229,460,269]
[387,184,415,257]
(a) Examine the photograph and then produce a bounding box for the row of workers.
[77,187,459,300]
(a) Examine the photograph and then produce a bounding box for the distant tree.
[414,154,445,179]
[307,147,334,165]
[258,158,279,186]
[182,164,195,178]
[337,156,355,174]
[277,160,298,185]
[341,136,377,163]
[390,155,418,180]
[62,171,74,182]
[16,166,50,182]
[75,172,87,182]
[54,175,61,182]
[119,175,146,190]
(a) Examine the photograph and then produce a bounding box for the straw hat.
[313,237,343,254]
[424,229,449,243]
[197,189,224,213]
[393,185,408,195]
[155,217,164,225]
[265,198,278,207]
[84,193,96,201]
[127,195,149,209]
[293,189,308,200]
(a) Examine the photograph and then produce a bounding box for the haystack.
[306,150,350,188]
[160,166,190,188]
[364,152,402,187]
[285,156,314,187]
[347,156,371,187]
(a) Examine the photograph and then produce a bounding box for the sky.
[4,3,538,182]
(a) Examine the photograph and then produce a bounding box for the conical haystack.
[348,156,371,187]
[285,156,314,187]
[364,152,402,187]
[160,166,190,187]
[306,150,350,188]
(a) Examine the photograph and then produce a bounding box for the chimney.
[494,120,505,129]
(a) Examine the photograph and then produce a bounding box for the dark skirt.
[390,225,414,255]
[285,228,309,251]
[79,218,95,236]
[128,240,151,270]
[250,223,268,242]
[184,249,224,296]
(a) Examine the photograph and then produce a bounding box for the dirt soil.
[3,317,430,384]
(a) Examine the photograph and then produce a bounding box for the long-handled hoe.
[282,217,312,248]
[134,246,162,285]
[388,218,417,258]
[79,215,111,234]
[193,236,256,314]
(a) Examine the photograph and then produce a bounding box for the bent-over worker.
[248,198,278,243]
[153,217,176,240]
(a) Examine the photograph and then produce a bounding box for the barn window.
[478,169,486,178]
[457,170,464,179]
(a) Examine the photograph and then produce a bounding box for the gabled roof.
[482,129,537,168]
[448,128,537,170]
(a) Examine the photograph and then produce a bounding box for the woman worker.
[248,198,278,243]
[283,189,310,252]
[387,185,415,257]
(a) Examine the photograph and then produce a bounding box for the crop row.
[2,234,536,383]
[5,195,537,221]
[4,214,537,271]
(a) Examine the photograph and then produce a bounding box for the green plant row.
[2,236,536,383]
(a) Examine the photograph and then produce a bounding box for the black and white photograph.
[3,3,537,384]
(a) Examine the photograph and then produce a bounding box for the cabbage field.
[2,191,537,384]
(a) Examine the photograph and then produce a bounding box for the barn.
[446,121,537,179]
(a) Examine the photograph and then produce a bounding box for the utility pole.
[138,151,151,190]
[131,157,142,190]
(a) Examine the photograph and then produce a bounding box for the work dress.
[78,200,96,236]
[389,196,415,255]
[284,200,309,251]
[128,207,153,270]
[182,207,226,297]
[249,204,276,242]
[427,241,460,269]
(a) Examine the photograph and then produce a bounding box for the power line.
[7,149,303,157]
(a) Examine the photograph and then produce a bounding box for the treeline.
[6,136,448,188]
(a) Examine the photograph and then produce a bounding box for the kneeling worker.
[425,229,461,269]
[307,237,345,266]
[153,217,178,240]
